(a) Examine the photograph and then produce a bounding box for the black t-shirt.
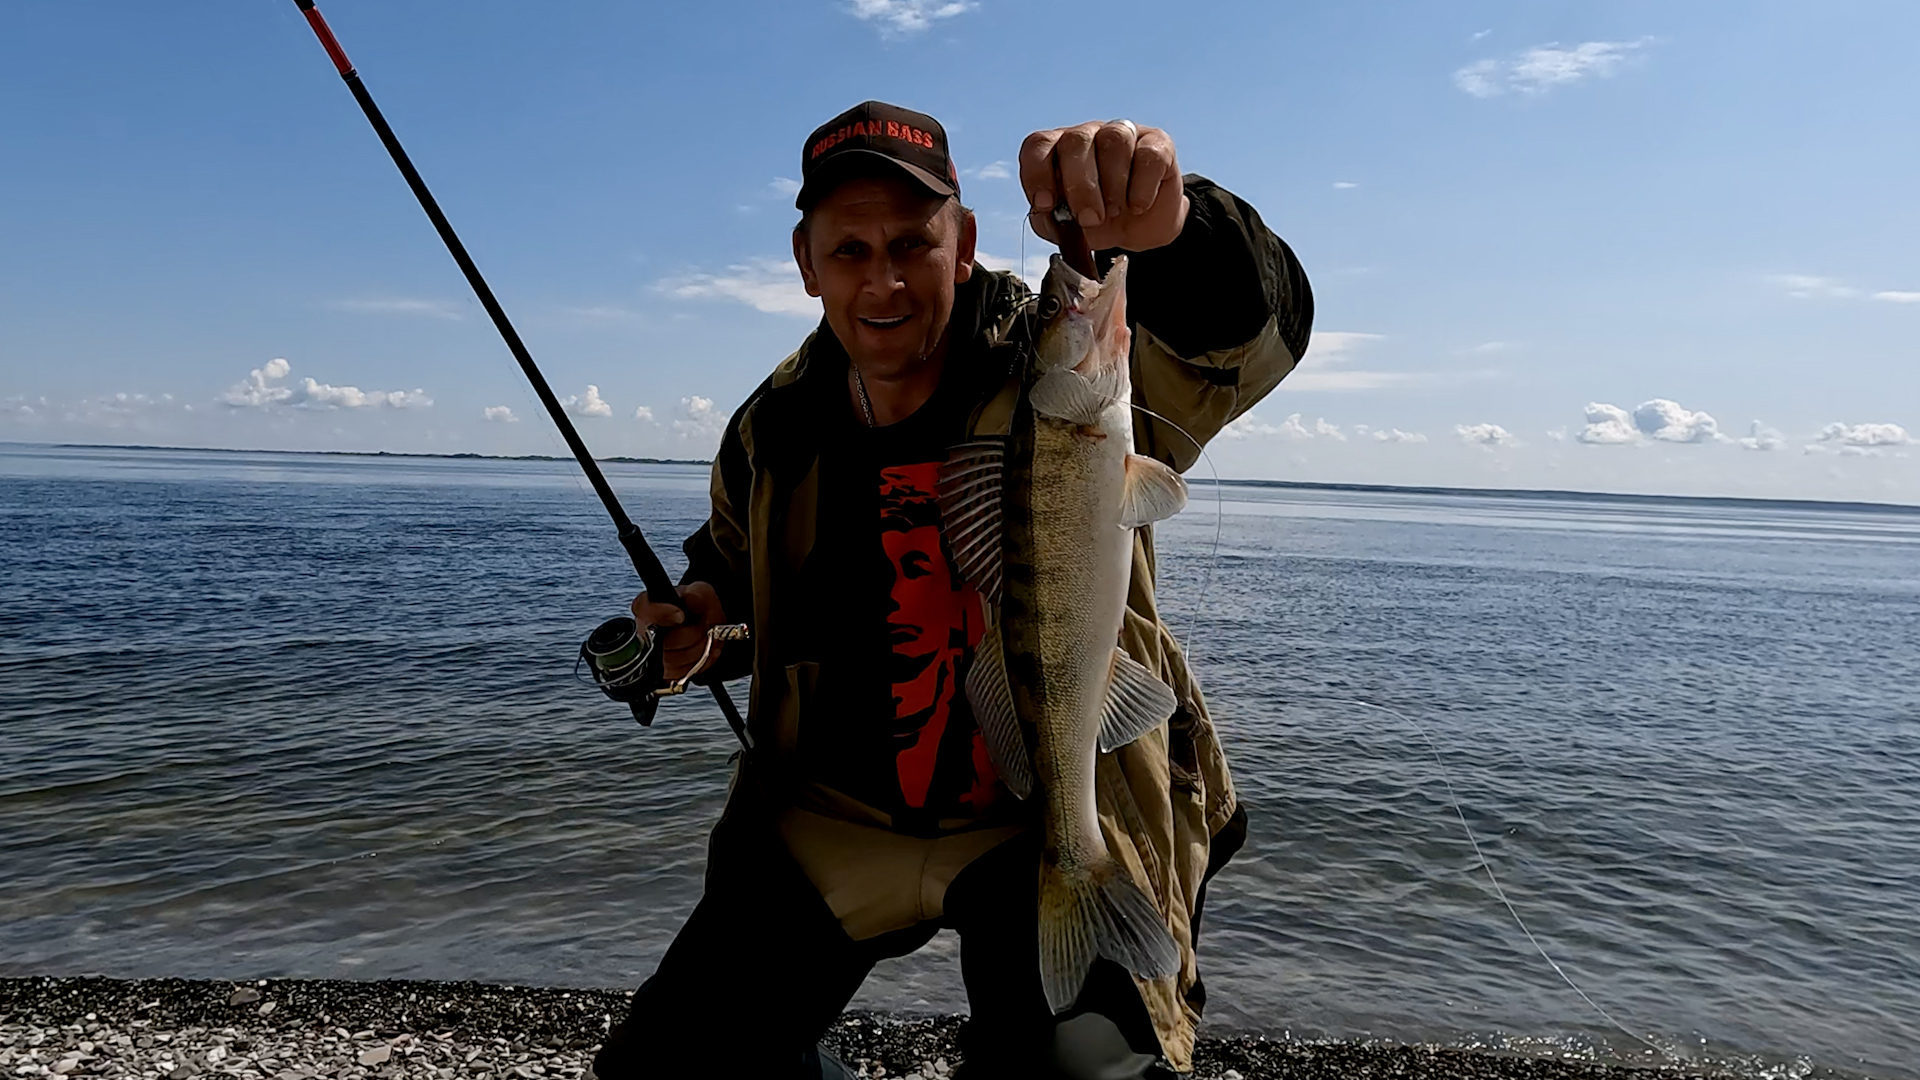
[788,335,1015,837]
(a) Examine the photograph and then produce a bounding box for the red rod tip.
[300,5,355,76]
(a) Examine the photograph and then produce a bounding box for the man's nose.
[864,256,907,293]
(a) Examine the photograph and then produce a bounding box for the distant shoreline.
[32,441,714,467]
[10,440,1919,515]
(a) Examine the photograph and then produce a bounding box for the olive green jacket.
[684,177,1311,1069]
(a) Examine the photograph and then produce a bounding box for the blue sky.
[3,0,1916,502]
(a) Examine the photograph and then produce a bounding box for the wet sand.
[1,977,1737,1079]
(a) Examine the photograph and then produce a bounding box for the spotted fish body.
[939,254,1190,1013]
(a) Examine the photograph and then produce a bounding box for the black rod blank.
[291,1,747,737]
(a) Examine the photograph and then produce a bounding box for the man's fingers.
[1053,123,1106,228]
[630,593,685,628]
[1093,121,1138,222]
[1018,129,1064,212]
[1127,128,1176,214]
[1022,121,1184,251]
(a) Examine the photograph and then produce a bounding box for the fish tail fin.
[1037,856,1182,1013]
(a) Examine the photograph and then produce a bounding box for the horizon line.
[9,440,1919,515]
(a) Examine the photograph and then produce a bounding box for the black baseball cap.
[796,100,959,210]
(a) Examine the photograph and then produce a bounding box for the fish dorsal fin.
[1029,367,1112,426]
[1119,453,1188,528]
[937,439,1005,606]
[967,621,1033,798]
[1099,647,1178,752]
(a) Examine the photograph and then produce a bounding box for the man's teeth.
[862,315,909,328]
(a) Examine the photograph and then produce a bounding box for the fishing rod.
[290,0,749,746]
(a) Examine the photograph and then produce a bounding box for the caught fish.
[939,253,1190,1012]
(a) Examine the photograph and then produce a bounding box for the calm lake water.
[2,444,1916,1078]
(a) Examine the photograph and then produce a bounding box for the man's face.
[793,176,976,375]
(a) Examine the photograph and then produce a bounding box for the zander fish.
[939,254,1189,1012]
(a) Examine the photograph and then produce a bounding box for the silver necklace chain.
[851,363,877,428]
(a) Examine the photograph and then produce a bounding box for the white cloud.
[1456,422,1518,447]
[634,405,656,423]
[220,358,429,410]
[1287,331,1417,392]
[970,161,1013,180]
[1223,411,1353,441]
[1577,402,1639,445]
[562,385,613,418]
[1463,340,1514,354]
[1577,399,1725,445]
[769,177,802,196]
[1770,274,1858,300]
[1372,428,1428,443]
[1471,29,1493,42]
[1819,422,1911,448]
[1453,60,1504,98]
[847,0,975,36]
[1737,421,1783,451]
[1332,181,1359,190]
[1310,331,1386,355]
[976,250,1052,287]
[1633,398,1723,443]
[559,305,642,322]
[660,257,817,318]
[332,298,464,320]
[673,395,731,445]
[483,405,518,423]
[1455,39,1649,98]
[1872,290,1920,304]
[222,358,295,407]
[299,379,430,409]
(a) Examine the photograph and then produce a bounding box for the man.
[594,101,1312,1080]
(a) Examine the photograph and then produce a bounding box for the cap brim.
[795,149,956,210]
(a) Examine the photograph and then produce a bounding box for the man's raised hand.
[1020,120,1189,254]
[630,581,727,682]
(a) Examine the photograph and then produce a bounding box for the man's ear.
[793,227,822,297]
[954,208,977,285]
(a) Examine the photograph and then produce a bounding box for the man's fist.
[630,581,728,682]
[1020,120,1188,254]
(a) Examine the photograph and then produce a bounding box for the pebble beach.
[1,978,1741,1080]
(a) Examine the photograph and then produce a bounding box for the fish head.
[1032,254,1131,384]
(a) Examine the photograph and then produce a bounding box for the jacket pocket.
[776,660,820,758]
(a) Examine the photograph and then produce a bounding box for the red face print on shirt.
[878,462,998,813]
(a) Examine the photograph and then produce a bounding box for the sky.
[2,0,1916,503]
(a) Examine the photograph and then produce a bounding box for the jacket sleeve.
[680,402,756,683]
[1115,174,1313,472]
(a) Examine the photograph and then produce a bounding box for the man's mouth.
[858,315,912,330]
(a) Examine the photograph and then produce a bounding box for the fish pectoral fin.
[1038,859,1182,1014]
[1099,647,1178,752]
[1030,367,1112,426]
[1119,453,1188,528]
[966,622,1032,798]
[937,439,1005,606]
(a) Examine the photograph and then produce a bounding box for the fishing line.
[1295,696,1676,1062]
[1120,394,1671,1060]
[1127,403,1224,661]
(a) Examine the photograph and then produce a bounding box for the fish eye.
[1038,295,1061,320]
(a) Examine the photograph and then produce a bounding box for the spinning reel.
[579,617,751,727]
